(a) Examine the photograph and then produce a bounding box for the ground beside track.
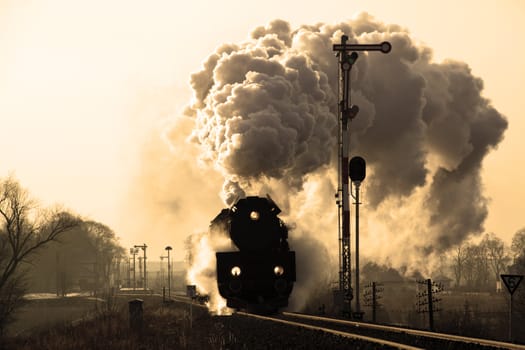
[3,296,407,349]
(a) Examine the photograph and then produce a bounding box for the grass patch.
[3,299,227,349]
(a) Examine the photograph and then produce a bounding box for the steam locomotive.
[214,195,296,314]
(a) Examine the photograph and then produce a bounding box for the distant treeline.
[24,220,125,296]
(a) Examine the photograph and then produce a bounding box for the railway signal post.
[350,156,366,318]
[333,35,391,318]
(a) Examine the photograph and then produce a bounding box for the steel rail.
[238,311,423,350]
[282,312,525,350]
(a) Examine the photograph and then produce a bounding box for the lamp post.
[165,246,172,300]
[160,255,168,285]
[160,255,168,301]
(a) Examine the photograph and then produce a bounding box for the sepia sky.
[1,0,524,261]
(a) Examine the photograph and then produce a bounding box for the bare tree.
[509,229,525,343]
[481,233,510,283]
[461,243,492,290]
[452,244,467,287]
[0,176,79,333]
[511,228,525,262]
[83,221,125,294]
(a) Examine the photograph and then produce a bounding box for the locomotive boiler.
[214,195,296,314]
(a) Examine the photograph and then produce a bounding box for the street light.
[165,246,172,300]
[160,255,168,300]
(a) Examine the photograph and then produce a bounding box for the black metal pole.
[165,246,173,300]
[427,278,434,331]
[168,249,171,300]
[143,244,147,290]
[372,282,377,323]
[509,293,513,341]
[355,182,361,316]
[133,251,136,290]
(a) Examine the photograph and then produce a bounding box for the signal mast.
[333,35,391,318]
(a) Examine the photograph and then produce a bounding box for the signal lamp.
[349,156,366,182]
[348,52,358,64]
[349,105,360,118]
[249,211,260,221]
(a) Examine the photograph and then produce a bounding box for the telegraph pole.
[364,281,383,322]
[333,35,391,318]
[417,279,443,331]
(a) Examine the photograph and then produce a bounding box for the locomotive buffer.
[333,35,391,318]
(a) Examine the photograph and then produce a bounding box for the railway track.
[164,297,525,349]
[237,311,422,349]
[269,312,525,350]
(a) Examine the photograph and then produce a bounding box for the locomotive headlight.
[249,211,260,221]
[274,265,284,276]
[231,266,241,277]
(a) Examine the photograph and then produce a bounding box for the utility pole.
[127,257,131,288]
[333,35,391,318]
[165,246,173,300]
[417,279,443,331]
[372,282,377,322]
[138,256,143,288]
[130,248,138,290]
[364,281,383,323]
[135,244,148,290]
[427,279,434,331]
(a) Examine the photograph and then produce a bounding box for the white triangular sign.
[501,274,523,295]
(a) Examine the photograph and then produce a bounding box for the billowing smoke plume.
[176,13,507,309]
[186,228,232,314]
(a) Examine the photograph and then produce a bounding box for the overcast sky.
[1,0,524,261]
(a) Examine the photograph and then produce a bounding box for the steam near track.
[170,13,507,310]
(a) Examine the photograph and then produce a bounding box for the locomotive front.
[214,196,296,314]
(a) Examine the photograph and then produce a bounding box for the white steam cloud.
[172,13,507,309]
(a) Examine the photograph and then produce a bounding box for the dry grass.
[3,298,234,350]
[3,298,393,349]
